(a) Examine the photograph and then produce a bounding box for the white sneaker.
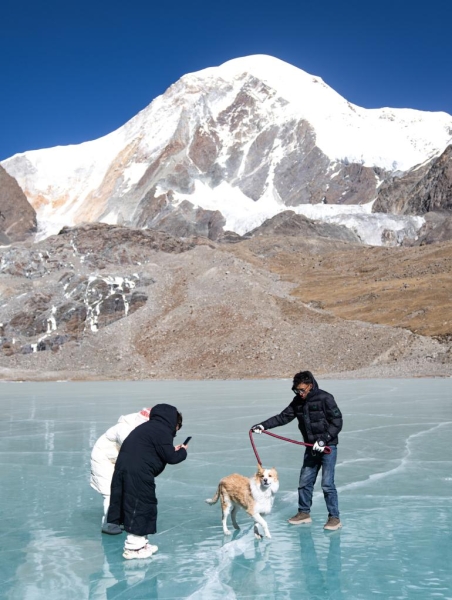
[123,543,158,560]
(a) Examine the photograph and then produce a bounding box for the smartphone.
[182,436,192,446]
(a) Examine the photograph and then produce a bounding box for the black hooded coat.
[260,376,343,446]
[107,403,187,536]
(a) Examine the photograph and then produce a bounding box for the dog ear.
[257,464,264,474]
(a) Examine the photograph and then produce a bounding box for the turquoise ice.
[0,379,451,599]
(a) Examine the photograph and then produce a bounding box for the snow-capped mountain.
[2,55,452,245]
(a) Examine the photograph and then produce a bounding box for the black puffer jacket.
[260,376,343,445]
[107,403,187,536]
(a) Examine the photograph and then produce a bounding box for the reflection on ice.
[10,529,93,599]
[0,379,451,599]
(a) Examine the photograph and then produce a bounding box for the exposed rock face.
[374,145,452,215]
[0,165,37,243]
[134,194,226,240]
[0,224,201,357]
[249,210,362,243]
[407,212,452,245]
[407,145,452,214]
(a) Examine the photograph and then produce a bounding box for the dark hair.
[177,411,183,430]
[292,371,314,390]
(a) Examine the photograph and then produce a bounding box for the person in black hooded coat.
[107,403,187,559]
[251,371,343,531]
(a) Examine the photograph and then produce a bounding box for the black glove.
[251,424,264,434]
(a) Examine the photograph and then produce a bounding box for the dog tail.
[205,485,220,505]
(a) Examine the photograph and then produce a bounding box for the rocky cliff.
[0,165,37,243]
[374,145,452,215]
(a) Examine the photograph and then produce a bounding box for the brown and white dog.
[205,465,279,539]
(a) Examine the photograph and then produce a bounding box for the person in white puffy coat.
[90,408,151,534]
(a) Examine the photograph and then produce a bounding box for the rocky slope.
[0,222,450,381]
[374,144,452,216]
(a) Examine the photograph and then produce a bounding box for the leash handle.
[249,429,263,465]
[249,429,331,465]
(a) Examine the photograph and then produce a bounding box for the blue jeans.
[298,445,339,518]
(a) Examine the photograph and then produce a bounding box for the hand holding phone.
[182,436,192,446]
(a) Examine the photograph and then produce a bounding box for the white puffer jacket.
[90,409,151,495]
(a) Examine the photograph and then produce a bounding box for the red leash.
[249,429,331,466]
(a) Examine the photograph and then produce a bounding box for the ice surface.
[0,378,451,599]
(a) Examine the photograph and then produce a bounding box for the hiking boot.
[123,544,158,560]
[324,516,342,531]
[288,511,312,525]
[102,522,122,535]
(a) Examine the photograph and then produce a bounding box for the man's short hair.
[292,371,314,389]
[177,411,183,430]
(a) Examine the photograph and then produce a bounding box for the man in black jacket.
[107,403,188,559]
[252,371,343,531]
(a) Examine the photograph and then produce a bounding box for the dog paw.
[265,533,272,539]
[223,529,232,536]
[254,532,263,540]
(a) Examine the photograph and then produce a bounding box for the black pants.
[107,469,158,536]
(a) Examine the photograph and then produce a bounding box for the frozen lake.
[0,378,451,599]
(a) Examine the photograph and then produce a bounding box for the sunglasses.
[293,387,310,395]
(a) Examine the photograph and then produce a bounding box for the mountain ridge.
[2,55,452,246]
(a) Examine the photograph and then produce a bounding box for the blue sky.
[1,0,451,160]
